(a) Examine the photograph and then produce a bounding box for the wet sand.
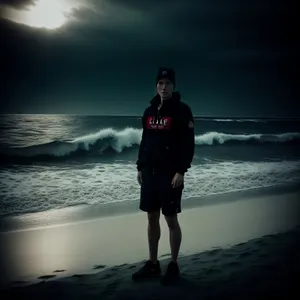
[1,191,300,299]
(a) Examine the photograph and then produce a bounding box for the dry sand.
[1,191,300,299]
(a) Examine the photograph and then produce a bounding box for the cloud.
[0,0,296,67]
[0,0,298,96]
[67,0,297,54]
[0,0,34,9]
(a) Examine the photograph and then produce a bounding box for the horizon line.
[1,113,299,119]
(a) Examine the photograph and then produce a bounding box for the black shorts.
[139,168,183,216]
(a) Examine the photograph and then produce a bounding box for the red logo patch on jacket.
[188,121,194,128]
[146,116,172,130]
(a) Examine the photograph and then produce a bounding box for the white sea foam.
[212,119,264,122]
[71,127,142,153]
[4,128,300,159]
[0,160,299,216]
[195,132,300,145]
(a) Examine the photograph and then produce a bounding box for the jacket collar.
[150,91,181,107]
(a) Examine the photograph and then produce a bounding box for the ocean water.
[0,114,300,217]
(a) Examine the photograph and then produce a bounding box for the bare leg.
[147,210,161,264]
[165,214,182,263]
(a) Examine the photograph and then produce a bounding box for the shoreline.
[1,183,299,233]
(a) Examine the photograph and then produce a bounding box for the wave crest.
[196,132,300,145]
[1,128,299,162]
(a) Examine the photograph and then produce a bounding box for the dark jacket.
[136,91,195,175]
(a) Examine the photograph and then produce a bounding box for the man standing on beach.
[132,67,195,285]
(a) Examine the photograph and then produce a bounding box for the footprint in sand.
[116,263,128,268]
[236,242,246,247]
[160,253,171,258]
[262,234,276,239]
[101,280,121,298]
[206,268,220,275]
[72,274,89,278]
[102,272,116,280]
[93,264,106,270]
[38,275,56,280]
[239,251,252,258]
[53,269,65,273]
[128,265,136,269]
[208,249,222,256]
[110,267,119,272]
[223,252,233,258]
[254,239,266,246]
[227,261,240,267]
[191,256,200,261]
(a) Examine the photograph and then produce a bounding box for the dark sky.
[0,0,298,116]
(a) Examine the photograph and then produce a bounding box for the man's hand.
[171,173,184,188]
[137,171,143,185]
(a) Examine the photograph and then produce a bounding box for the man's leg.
[132,209,161,280]
[140,169,161,263]
[132,170,162,281]
[165,214,182,262]
[147,210,161,264]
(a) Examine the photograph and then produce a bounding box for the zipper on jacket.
[155,105,161,132]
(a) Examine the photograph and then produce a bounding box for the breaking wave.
[0,127,299,162]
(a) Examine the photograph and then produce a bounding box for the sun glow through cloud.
[3,0,83,30]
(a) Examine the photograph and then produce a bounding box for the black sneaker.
[132,260,161,281]
[161,262,180,285]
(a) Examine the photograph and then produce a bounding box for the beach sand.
[1,190,300,299]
